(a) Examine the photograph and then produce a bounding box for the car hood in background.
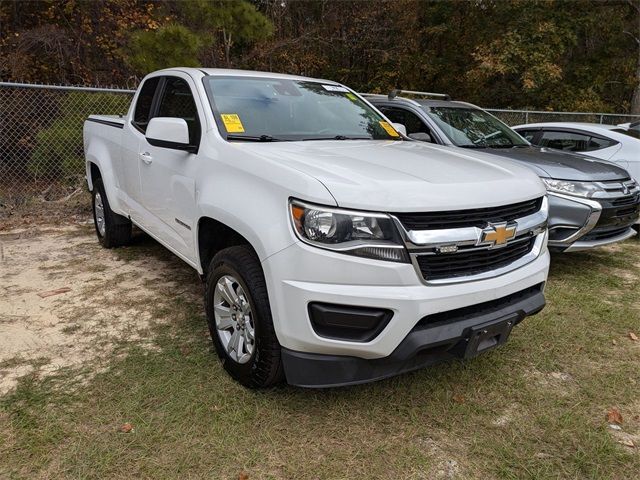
[236,140,545,212]
[482,146,629,181]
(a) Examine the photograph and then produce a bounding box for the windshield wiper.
[226,134,284,142]
[302,135,371,141]
[459,145,487,149]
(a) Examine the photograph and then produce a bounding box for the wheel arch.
[197,216,259,273]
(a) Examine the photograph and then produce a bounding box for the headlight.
[289,200,409,263]
[541,178,601,198]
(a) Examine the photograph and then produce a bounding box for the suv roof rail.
[359,92,423,107]
[389,89,451,101]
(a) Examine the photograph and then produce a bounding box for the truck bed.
[86,114,126,129]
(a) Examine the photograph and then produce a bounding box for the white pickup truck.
[83,68,550,388]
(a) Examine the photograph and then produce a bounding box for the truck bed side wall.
[83,119,125,215]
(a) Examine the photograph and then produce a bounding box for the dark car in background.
[366,91,640,251]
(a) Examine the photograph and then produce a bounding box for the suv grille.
[612,193,640,208]
[395,197,543,231]
[416,237,536,281]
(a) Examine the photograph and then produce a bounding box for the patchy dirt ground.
[1,211,639,478]
[0,224,202,395]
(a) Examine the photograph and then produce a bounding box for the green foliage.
[30,92,130,179]
[125,24,208,74]
[179,0,273,43]
[0,0,638,112]
[176,0,273,64]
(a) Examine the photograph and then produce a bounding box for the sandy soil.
[0,225,201,395]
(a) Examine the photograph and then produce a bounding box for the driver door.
[139,75,202,260]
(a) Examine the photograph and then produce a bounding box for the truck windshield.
[425,106,529,148]
[204,77,400,141]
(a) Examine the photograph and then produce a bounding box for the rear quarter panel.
[83,117,126,215]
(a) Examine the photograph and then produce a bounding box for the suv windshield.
[204,76,400,141]
[425,106,529,148]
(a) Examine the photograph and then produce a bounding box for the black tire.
[205,245,284,388]
[92,178,132,248]
[633,224,639,237]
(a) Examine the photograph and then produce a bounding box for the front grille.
[416,237,536,281]
[395,197,543,231]
[612,194,640,207]
[414,283,544,330]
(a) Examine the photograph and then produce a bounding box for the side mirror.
[146,117,196,153]
[392,123,407,136]
[408,132,433,143]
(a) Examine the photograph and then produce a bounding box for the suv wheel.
[92,178,132,248]
[205,245,284,388]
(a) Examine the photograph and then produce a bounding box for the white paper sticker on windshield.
[322,85,349,92]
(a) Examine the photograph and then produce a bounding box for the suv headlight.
[541,178,601,198]
[289,200,409,262]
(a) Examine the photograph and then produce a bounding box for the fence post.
[599,114,603,124]
[525,111,529,124]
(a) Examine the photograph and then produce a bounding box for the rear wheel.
[92,178,132,248]
[205,245,284,388]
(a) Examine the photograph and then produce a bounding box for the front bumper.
[282,283,545,387]
[262,238,550,385]
[547,192,639,251]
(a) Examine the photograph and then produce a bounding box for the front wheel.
[205,245,284,388]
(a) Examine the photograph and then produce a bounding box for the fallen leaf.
[120,423,133,433]
[606,408,623,425]
[37,287,71,298]
[619,438,636,448]
[608,424,622,431]
[238,472,249,480]
[629,332,638,341]
[612,339,617,345]
[452,394,465,404]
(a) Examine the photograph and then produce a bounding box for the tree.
[176,0,273,66]
[625,0,640,114]
[125,24,208,74]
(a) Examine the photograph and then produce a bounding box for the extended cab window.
[156,77,201,146]
[133,77,160,133]
[204,77,400,141]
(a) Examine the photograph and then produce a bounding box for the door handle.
[139,152,153,165]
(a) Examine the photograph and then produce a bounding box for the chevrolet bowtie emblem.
[481,222,517,247]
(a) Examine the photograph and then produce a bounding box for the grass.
[1,238,639,479]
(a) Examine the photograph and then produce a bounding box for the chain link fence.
[0,82,134,202]
[486,108,640,127]
[1,81,640,201]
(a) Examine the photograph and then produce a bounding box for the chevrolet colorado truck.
[83,68,550,388]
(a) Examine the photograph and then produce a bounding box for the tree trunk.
[631,46,640,114]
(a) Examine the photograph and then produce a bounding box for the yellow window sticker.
[221,113,245,133]
[346,93,358,102]
[379,120,400,137]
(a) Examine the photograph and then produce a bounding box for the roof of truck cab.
[154,67,341,85]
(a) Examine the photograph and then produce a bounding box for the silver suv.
[366,91,640,252]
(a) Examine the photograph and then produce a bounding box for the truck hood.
[236,140,545,212]
[481,146,629,182]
